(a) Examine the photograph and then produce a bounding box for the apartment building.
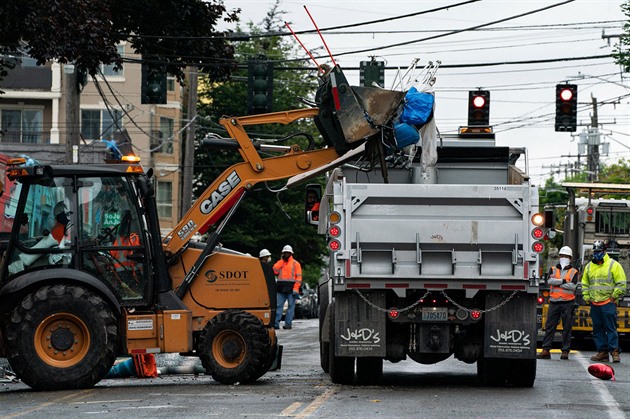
[0,44,187,231]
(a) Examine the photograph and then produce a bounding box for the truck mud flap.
[484,293,537,359]
[335,291,386,357]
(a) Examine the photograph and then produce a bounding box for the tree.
[0,0,239,82]
[614,1,630,71]
[194,1,326,286]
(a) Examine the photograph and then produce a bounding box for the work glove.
[293,291,301,299]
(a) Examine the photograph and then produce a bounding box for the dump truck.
[313,126,544,387]
[538,182,630,342]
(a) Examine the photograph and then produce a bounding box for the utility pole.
[587,95,599,182]
[181,66,198,216]
[64,65,80,164]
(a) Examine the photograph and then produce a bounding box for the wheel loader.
[0,65,403,390]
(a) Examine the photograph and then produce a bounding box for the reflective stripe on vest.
[549,266,578,301]
[585,259,615,293]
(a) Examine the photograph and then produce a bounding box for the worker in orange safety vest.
[538,246,579,360]
[273,245,302,330]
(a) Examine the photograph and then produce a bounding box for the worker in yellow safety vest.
[582,240,627,363]
[538,246,579,360]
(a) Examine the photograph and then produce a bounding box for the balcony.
[0,66,52,91]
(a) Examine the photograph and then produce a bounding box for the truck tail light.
[388,308,399,319]
[531,228,544,240]
[531,213,544,226]
[329,239,341,251]
[532,242,544,253]
[329,211,341,223]
[470,309,482,320]
[329,225,341,237]
[537,296,544,304]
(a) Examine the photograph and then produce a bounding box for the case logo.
[200,170,241,214]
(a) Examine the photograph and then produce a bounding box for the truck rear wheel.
[199,310,270,384]
[5,284,118,390]
[319,284,329,373]
[328,302,354,384]
[477,357,536,387]
[356,357,383,385]
[506,359,536,387]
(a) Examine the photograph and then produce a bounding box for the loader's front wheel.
[199,310,270,384]
[5,284,118,390]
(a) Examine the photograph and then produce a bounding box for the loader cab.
[1,165,155,307]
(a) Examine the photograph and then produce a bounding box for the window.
[159,116,174,154]
[0,108,43,143]
[81,110,122,141]
[596,210,630,235]
[157,181,173,219]
[167,76,176,92]
[101,45,125,77]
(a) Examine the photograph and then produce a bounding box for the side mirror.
[305,183,322,226]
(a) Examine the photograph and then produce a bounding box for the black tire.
[356,357,383,385]
[477,357,505,387]
[328,302,354,384]
[199,310,271,384]
[506,359,536,387]
[5,284,118,391]
[319,284,330,373]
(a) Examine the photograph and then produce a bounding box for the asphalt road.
[1,319,629,418]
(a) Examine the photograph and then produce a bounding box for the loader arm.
[162,108,340,256]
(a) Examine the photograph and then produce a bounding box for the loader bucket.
[315,65,404,155]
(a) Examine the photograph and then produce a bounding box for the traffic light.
[555,84,577,132]
[360,60,385,87]
[247,60,273,115]
[141,63,167,104]
[468,90,490,126]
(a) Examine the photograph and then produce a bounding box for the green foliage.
[613,1,630,71]
[194,1,326,284]
[0,0,239,82]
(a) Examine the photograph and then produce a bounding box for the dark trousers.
[542,300,575,352]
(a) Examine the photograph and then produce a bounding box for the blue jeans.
[590,302,619,352]
[275,291,296,327]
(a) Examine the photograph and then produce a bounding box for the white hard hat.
[282,245,293,254]
[259,249,271,258]
[559,246,573,257]
[53,201,67,217]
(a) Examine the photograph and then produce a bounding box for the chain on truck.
[538,182,630,343]
[297,63,543,387]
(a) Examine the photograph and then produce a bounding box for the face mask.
[593,251,605,262]
[559,258,570,269]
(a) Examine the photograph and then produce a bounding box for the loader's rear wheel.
[199,310,270,384]
[328,302,354,384]
[5,284,118,390]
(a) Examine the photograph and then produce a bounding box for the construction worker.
[582,240,627,363]
[538,246,579,360]
[306,190,320,222]
[273,245,302,330]
[51,201,70,243]
[110,211,140,271]
[259,248,272,264]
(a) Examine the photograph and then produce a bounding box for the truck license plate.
[421,307,447,321]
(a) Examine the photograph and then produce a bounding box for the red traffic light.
[468,90,490,126]
[559,88,573,101]
[472,95,486,108]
